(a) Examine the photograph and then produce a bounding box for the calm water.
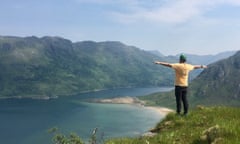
[0,87,172,144]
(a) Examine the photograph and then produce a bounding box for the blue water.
[0,87,172,144]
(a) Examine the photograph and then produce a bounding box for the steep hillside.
[0,36,174,98]
[190,50,240,106]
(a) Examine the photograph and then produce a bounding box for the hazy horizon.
[0,34,238,56]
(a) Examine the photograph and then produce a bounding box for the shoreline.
[0,94,173,116]
[0,87,174,100]
[0,95,58,100]
[88,96,173,137]
[88,96,174,116]
[144,106,173,116]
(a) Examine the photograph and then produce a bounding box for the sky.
[1,0,240,55]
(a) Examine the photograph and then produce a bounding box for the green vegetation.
[48,127,103,144]
[49,106,240,144]
[48,127,84,144]
[0,36,174,98]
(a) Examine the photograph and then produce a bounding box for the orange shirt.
[170,63,194,87]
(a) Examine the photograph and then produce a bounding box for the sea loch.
[0,87,172,144]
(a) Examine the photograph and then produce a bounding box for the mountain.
[148,50,165,57]
[0,36,174,98]
[189,50,240,106]
[150,50,236,65]
[183,51,236,65]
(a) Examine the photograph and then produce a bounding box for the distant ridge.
[0,36,174,98]
[183,51,236,65]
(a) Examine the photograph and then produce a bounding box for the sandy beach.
[89,96,173,116]
[144,106,173,116]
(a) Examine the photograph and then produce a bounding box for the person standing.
[154,54,207,116]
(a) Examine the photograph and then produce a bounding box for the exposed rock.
[200,125,223,144]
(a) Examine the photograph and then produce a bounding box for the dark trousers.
[175,86,188,114]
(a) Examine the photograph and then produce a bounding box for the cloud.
[110,0,240,24]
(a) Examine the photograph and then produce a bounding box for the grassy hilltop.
[51,106,240,144]
[106,106,240,144]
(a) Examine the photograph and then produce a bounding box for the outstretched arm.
[193,65,207,69]
[154,61,172,68]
